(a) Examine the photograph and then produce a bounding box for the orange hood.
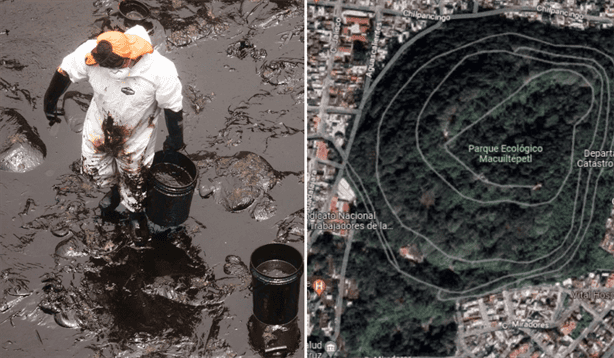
[85,31,153,66]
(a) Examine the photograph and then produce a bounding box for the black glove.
[44,69,71,126]
[163,108,185,152]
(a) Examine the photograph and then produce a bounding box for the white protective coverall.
[59,26,183,212]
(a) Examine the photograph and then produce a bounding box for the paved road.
[332,228,355,341]
[306,1,613,24]
[307,106,362,115]
[449,6,612,23]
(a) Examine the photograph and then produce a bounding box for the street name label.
[402,10,450,22]
[365,21,382,78]
[330,17,342,54]
[536,5,584,20]
[501,320,549,329]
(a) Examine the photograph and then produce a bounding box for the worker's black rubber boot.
[129,211,149,243]
[99,185,120,216]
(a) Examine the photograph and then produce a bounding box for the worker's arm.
[163,108,185,152]
[43,68,71,125]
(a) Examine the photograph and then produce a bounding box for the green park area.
[339,16,614,356]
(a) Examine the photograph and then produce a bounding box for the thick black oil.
[256,259,297,278]
[125,11,144,21]
[151,162,192,187]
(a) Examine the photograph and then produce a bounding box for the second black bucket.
[146,150,198,227]
[251,244,303,325]
[118,0,150,22]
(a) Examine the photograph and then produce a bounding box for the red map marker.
[313,279,326,296]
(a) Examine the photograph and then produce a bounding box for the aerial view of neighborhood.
[306,0,614,357]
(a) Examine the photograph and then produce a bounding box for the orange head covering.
[85,31,153,66]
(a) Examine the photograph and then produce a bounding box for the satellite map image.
[307,0,614,357]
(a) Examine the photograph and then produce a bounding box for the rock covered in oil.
[196,151,282,221]
[0,107,46,173]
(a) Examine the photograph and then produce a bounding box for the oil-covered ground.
[0,0,304,357]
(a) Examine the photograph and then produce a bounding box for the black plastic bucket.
[118,0,152,29]
[250,244,303,325]
[146,151,198,227]
[119,0,150,21]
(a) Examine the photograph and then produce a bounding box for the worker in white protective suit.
[43,25,184,238]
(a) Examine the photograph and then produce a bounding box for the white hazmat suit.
[59,26,183,212]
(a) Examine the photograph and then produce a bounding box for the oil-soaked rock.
[184,84,214,114]
[0,107,46,173]
[223,255,248,277]
[251,193,277,221]
[0,270,31,314]
[55,236,89,258]
[220,255,250,292]
[54,310,82,328]
[196,151,282,221]
[50,223,72,237]
[39,275,69,315]
[260,58,304,104]
[274,208,303,243]
[40,280,101,330]
[165,15,225,48]
[168,24,204,47]
[259,59,302,87]
[226,39,267,61]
